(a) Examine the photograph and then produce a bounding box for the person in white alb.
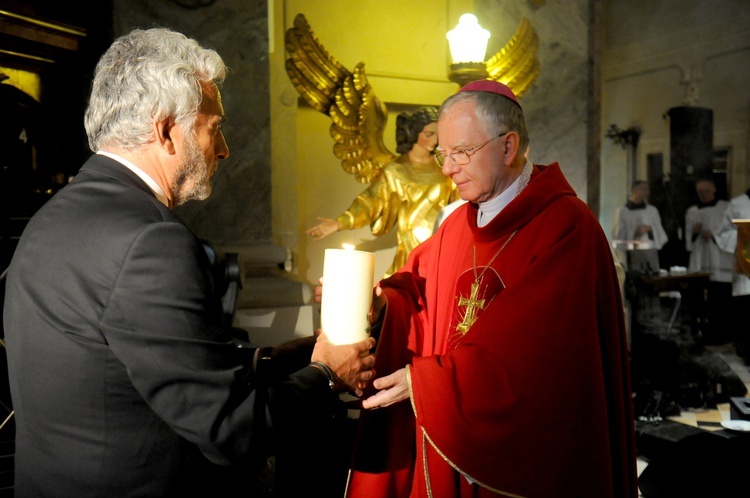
[613,180,668,250]
[685,179,734,343]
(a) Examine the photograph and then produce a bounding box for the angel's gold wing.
[485,18,540,98]
[285,13,395,184]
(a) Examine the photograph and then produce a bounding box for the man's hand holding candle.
[310,331,376,396]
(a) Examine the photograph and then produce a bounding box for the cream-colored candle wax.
[321,245,375,345]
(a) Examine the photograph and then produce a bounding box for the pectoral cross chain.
[454,230,518,337]
[457,280,485,334]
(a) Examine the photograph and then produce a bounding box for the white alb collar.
[477,160,532,227]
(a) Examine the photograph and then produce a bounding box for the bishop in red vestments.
[345,80,638,498]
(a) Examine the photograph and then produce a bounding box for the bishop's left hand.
[361,367,410,410]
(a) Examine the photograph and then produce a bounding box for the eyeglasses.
[433,131,509,167]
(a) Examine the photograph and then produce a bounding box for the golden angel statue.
[285,13,539,277]
[306,104,456,278]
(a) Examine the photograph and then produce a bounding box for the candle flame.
[342,243,355,251]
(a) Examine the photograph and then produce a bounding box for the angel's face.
[437,100,513,204]
[416,122,438,153]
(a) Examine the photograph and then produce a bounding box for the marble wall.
[114,0,273,248]
[477,0,593,203]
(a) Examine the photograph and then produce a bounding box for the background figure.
[685,179,734,343]
[345,80,637,498]
[3,28,375,498]
[613,180,669,252]
[306,106,459,277]
[715,186,750,361]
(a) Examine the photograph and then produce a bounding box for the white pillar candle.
[321,245,375,345]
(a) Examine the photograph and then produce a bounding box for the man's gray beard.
[172,137,212,206]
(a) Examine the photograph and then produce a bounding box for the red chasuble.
[346,164,638,498]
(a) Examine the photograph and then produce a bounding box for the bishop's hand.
[361,367,409,409]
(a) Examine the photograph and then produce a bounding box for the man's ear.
[155,118,177,155]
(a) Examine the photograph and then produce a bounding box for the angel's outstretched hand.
[306,217,341,241]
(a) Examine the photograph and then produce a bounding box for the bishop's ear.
[502,131,521,165]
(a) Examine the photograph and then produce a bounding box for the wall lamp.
[447,14,491,87]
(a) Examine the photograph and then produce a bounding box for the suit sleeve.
[99,221,331,464]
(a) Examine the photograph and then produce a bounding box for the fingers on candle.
[356,372,373,393]
[359,340,376,359]
[313,285,322,304]
[312,279,323,302]
[362,354,376,368]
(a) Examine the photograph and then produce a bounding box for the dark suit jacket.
[3,154,332,497]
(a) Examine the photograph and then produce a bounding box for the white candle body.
[321,248,375,345]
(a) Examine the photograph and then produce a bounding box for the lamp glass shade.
[446,14,490,63]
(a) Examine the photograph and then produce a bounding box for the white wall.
[600,0,750,240]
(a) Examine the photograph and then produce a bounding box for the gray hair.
[84,28,227,152]
[439,90,529,154]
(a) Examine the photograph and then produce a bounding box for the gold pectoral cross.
[457,280,485,334]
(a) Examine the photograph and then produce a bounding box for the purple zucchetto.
[458,79,522,110]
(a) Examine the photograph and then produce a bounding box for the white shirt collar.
[477,160,532,227]
[96,151,170,207]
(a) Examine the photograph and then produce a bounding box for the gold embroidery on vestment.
[455,229,518,335]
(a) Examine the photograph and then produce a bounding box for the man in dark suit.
[2,27,375,497]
